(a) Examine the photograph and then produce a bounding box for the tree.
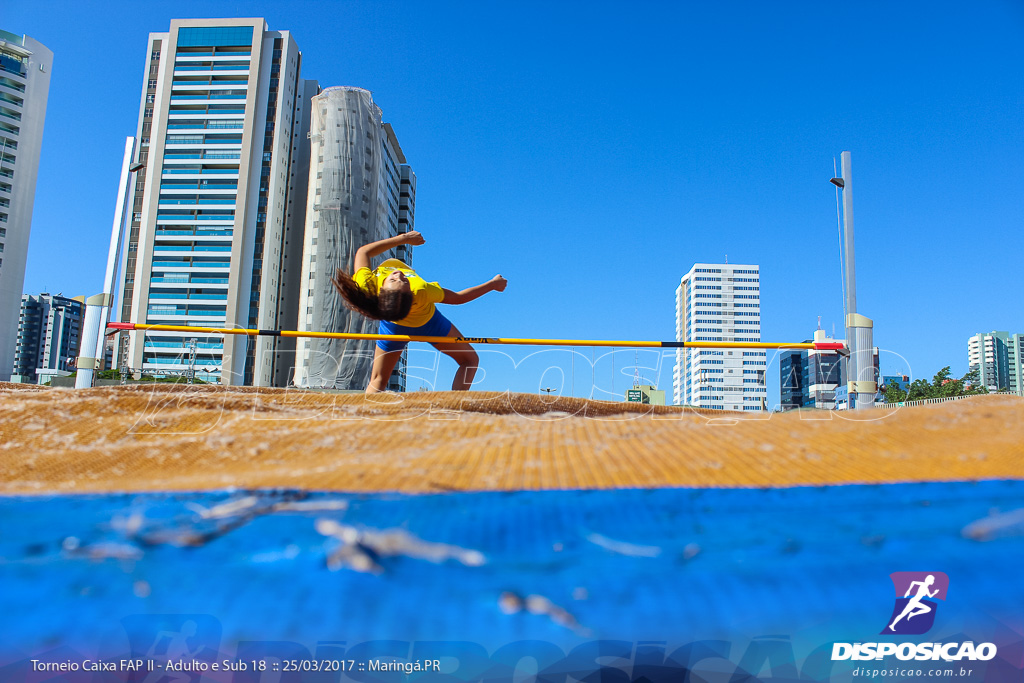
[883,380,908,403]
[894,366,987,402]
[960,367,988,396]
[906,377,933,401]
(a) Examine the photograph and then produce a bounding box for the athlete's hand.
[491,275,507,292]
[402,231,425,246]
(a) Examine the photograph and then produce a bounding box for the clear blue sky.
[8,1,1024,403]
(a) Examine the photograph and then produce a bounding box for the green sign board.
[627,389,647,403]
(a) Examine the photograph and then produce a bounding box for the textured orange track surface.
[0,384,1020,494]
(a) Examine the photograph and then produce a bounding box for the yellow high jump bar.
[107,323,846,351]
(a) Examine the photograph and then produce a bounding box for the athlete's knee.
[458,350,479,368]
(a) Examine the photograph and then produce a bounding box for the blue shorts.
[377,308,453,353]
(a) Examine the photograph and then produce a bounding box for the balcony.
[156,216,235,225]
[145,340,223,349]
[163,152,242,162]
[0,76,26,93]
[162,169,240,177]
[169,93,247,102]
[158,200,237,208]
[173,67,250,76]
[168,110,246,118]
[171,80,249,88]
[159,184,238,192]
[155,228,233,237]
[155,228,233,236]
[142,360,224,371]
[0,62,26,78]
[153,245,232,253]
[166,121,244,130]
[148,294,229,305]
[156,221,236,230]
[151,261,231,269]
[150,275,229,285]
[147,308,228,318]
[174,52,251,59]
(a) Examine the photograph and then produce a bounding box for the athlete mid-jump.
[889,574,939,631]
[331,231,507,393]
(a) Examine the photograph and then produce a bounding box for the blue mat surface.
[1,481,1022,681]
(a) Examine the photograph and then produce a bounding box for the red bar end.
[814,342,846,350]
[107,322,135,330]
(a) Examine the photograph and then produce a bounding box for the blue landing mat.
[1,481,1022,681]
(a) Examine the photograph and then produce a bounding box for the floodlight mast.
[76,137,139,388]
[837,151,875,408]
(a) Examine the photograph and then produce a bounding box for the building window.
[176,26,254,47]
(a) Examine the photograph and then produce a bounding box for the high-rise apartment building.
[116,19,318,386]
[12,293,82,384]
[968,331,1022,394]
[0,30,52,381]
[294,87,416,391]
[1009,335,1024,396]
[673,263,766,410]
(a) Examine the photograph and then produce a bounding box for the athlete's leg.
[906,603,932,621]
[890,604,915,630]
[430,324,479,391]
[366,345,403,394]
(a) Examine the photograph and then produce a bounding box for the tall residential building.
[293,87,416,391]
[673,263,766,410]
[11,293,82,384]
[1009,335,1024,396]
[116,19,318,386]
[0,30,52,382]
[968,331,1022,394]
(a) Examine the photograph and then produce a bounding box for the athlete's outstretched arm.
[442,275,507,305]
[354,231,424,270]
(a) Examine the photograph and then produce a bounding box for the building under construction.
[293,87,416,391]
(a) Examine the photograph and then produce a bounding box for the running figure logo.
[882,572,950,635]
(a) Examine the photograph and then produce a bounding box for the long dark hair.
[331,268,413,322]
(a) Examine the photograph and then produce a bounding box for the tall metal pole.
[838,151,875,409]
[76,137,137,388]
[841,152,857,319]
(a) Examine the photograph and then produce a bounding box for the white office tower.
[0,31,52,381]
[117,19,318,386]
[673,263,766,410]
[294,87,416,391]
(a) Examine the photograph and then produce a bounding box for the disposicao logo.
[883,571,949,635]
[831,572,998,662]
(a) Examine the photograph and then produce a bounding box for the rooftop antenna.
[633,350,641,388]
[725,254,728,264]
[817,315,822,331]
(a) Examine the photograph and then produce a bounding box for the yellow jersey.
[353,259,444,327]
